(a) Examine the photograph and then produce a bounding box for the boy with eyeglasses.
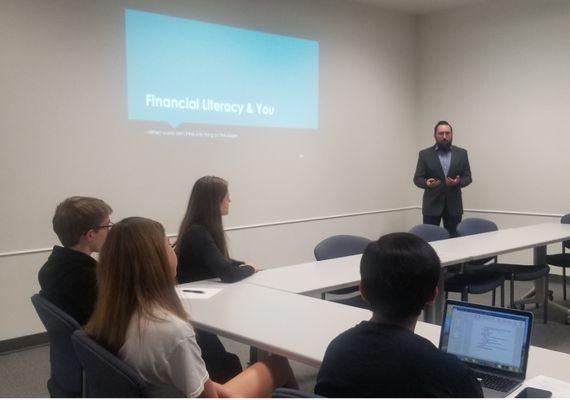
[38,196,112,325]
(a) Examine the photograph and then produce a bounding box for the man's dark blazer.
[413,145,472,217]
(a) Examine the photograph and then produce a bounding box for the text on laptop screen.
[440,304,531,374]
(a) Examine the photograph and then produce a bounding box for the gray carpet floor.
[1,280,569,397]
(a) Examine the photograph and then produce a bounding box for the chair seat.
[494,264,550,281]
[546,253,570,267]
[331,295,370,310]
[445,271,504,295]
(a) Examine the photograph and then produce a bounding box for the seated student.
[86,217,298,397]
[38,196,112,325]
[315,232,483,398]
[175,175,256,284]
[175,176,256,382]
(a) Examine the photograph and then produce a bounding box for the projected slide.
[125,9,319,130]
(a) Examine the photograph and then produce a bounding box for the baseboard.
[0,332,48,354]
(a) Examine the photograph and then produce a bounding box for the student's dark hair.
[434,120,453,134]
[52,196,113,247]
[175,176,229,258]
[360,232,440,321]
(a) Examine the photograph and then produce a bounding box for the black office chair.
[458,218,550,323]
[273,388,323,397]
[546,214,570,300]
[409,224,450,242]
[71,330,148,397]
[409,224,505,307]
[30,293,83,398]
[314,234,371,309]
[446,219,506,307]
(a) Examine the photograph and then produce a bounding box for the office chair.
[546,214,570,300]
[445,218,505,307]
[409,224,505,308]
[314,234,371,309]
[30,293,83,398]
[71,330,148,397]
[458,218,550,323]
[409,223,450,242]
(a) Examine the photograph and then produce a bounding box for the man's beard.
[438,140,452,151]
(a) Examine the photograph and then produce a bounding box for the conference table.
[179,281,570,390]
[177,222,570,394]
[243,222,570,323]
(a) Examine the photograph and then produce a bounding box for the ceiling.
[353,0,489,15]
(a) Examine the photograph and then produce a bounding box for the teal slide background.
[125,9,319,129]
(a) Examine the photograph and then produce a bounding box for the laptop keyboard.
[476,371,520,393]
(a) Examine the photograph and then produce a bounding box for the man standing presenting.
[414,121,472,237]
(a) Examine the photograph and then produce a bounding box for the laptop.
[439,300,533,398]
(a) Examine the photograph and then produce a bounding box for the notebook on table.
[439,300,533,398]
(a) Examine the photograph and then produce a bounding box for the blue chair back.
[314,235,371,261]
[457,218,498,265]
[456,218,498,236]
[31,293,82,397]
[273,388,323,398]
[71,330,148,397]
[409,224,450,242]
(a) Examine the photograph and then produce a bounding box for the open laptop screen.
[439,301,532,378]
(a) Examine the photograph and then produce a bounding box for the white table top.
[243,223,570,295]
[431,222,570,262]
[179,281,570,382]
[243,255,361,295]
[244,250,470,295]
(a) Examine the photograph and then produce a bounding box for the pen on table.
[183,289,204,294]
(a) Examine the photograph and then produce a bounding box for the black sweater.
[316,321,483,398]
[176,224,255,283]
[38,246,97,326]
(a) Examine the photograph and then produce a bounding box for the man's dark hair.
[360,232,440,321]
[434,120,453,134]
[52,196,112,247]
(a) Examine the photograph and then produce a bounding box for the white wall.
[416,0,570,215]
[5,0,569,342]
[0,0,418,340]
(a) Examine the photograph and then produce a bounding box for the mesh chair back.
[314,235,371,261]
[71,330,147,397]
[409,224,450,242]
[30,294,82,397]
[562,214,570,249]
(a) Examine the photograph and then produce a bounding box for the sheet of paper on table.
[177,287,222,300]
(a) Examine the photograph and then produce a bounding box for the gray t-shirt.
[119,307,209,397]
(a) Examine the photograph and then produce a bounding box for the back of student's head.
[52,196,112,247]
[86,217,186,353]
[360,232,440,321]
[176,176,228,257]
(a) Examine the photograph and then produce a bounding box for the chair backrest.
[71,330,148,398]
[314,235,371,261]
[273,388,323,398]
[456,218,498,265]
[30,293,83,397]
[562,214,570,250]
[409,224,450,242]
[456,217,498,236]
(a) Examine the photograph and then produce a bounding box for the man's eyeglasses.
[93,222,114,231]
